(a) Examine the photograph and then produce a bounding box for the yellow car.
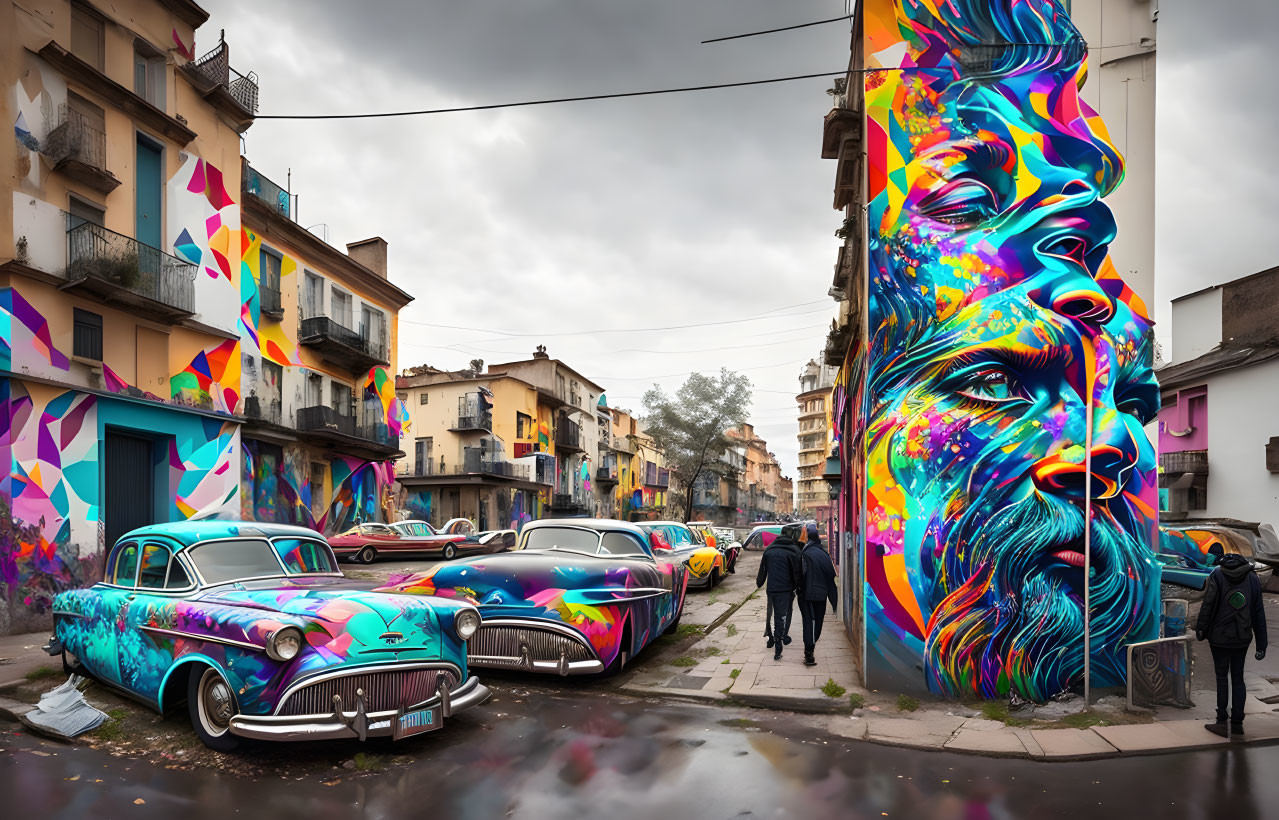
[638,522,727,589]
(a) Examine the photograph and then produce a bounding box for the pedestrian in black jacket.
[757,523,803,660]
[798,522,839,667]
[1195,553,1268,738]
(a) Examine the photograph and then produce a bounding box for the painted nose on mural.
[1031,412,1138,501]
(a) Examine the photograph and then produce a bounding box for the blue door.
[135,137,162,248]
[135,137,163,288]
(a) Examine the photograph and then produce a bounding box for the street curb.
[733,691,849,714]
[853,727,1279,762]
[0,696,35,723]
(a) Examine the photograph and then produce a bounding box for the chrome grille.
[470,624,595,666]
[278,668,459,716]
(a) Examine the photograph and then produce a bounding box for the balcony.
[295,404,399,458]
[554,417,583,453]
[451,394,493,433]
[550,493,591,515]
[43,105,120,194]
[62,221,195,322]
[611,435,635,454]
[182,35,258,130]
[595,466,619,487]
[299,315,389,373]
[244,163,290,219]
[462,448,528,480]
[821,104,861,160]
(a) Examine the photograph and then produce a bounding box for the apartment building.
[726,423,789,522]
[2,0,252,633]
[796,358,837,527]
[394,364,553,530]
[236,163,412,535]
[485,347,606,518]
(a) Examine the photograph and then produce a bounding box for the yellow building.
[236,163,413,533]
[2,0,252,633]
[395,365,557,529]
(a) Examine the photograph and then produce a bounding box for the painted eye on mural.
[1116,383,1158,425]
[954,368,1030,405]
[915,178,1000,227]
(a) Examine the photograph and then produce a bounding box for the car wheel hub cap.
[203,673,233,734]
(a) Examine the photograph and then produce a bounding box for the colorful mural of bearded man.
[858,0,1161,701]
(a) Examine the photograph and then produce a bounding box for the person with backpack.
[1195,551,1268,738]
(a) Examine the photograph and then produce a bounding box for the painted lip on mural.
[1049,537,1094,569]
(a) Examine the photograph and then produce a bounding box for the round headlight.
[267,627,303,661]
[454,609,481,641]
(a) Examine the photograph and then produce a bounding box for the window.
[71,4,104,71]
[73,308,103,360]
[331,289,353,329]
[272,538,336,574]
[108,541,140,585]
[133,48,165,108]
[309,462,326,515]
[600,532,647,557]
[187,540,285,585]
[414,438,433,474]
[138,543,176,589]
[516,412,532,439]
[259,248,282,315]
[305,372,322,408]
[519,527,600,555]
[302,272,322,319]
[419,392,429,405]
[360,305,386,345]
[68,196,105,229]
[396,391,408,404]
[331,381,353,416]
[262,360,283,409]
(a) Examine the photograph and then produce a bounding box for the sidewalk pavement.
[621,575,1279,760]
[0,630,56,691]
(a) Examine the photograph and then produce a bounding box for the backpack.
[1214,573,1255,645]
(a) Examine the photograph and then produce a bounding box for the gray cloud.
[202,0,852,479]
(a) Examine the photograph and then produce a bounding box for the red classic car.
[329,521,516,564]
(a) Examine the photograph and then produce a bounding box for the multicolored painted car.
[689,521,741,574]
[636,521,727,589]
[44,521,490,751]
[741,524,784,552]
[377,519,687,676]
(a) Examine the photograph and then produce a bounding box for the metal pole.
[1083,340,1095,706]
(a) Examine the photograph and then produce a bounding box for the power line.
[398,305,832,337]
[595,358,806,382]
[256,71,848,120]
[701,14,853,44]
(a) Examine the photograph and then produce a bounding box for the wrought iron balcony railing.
[296,405,397,448]
[65,221,196,315]
[298,316,390,371]
[44,104,108,172]
[189,38,259,114]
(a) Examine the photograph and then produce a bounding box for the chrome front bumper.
[227,675,491,741]
[468,619,606,675]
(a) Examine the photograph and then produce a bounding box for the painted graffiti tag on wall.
[853,0,1161,701]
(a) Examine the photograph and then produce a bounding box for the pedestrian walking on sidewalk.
[757,522,803,661]
[1195,551,1268,739]
[799,522,838,667]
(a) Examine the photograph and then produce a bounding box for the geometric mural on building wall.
[846,0,1162,702]
[1,286,69,374]
[170,338,241,414]
[170,418,239,520]
[365,367,409,437]
[239,228,302,367]
[240,440,396,536]
[1,384,100,632]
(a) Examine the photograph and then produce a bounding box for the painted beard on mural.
[863,0,1162,701]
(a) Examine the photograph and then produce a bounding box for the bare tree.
[642,369,752,523]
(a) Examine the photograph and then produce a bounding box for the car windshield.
[272,538,337,574]
[519,527,600,555]
[187,539,287,585]
[393,521,436,536]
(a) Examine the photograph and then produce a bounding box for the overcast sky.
[201,0,852,480]
[1154,0,1279,355]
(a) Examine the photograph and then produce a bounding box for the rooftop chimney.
[346,237,388,278]
[533,345,550,360]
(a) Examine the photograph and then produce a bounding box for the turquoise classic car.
[44,521,489,750]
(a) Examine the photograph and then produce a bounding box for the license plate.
[393,707,442,739]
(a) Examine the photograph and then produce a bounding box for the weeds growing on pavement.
[674,625,704,639]
[848,693,865,709]
[93,708,130,742]
[730,668,741,679]
[726,623,738,637]
[896,694,919,712]
[979,701,1031,727]
[24,665,60,682]
[671,656,697,667]
[352,752,387,771]
[822,678,846,698]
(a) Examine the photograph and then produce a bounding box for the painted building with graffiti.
[0,0,411,634]
[823,0,1161,701]
[236,165,410,536]
[1,0,250,633]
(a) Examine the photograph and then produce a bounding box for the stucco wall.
[1200,359,1279,527]
[1169,288,1223,364]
